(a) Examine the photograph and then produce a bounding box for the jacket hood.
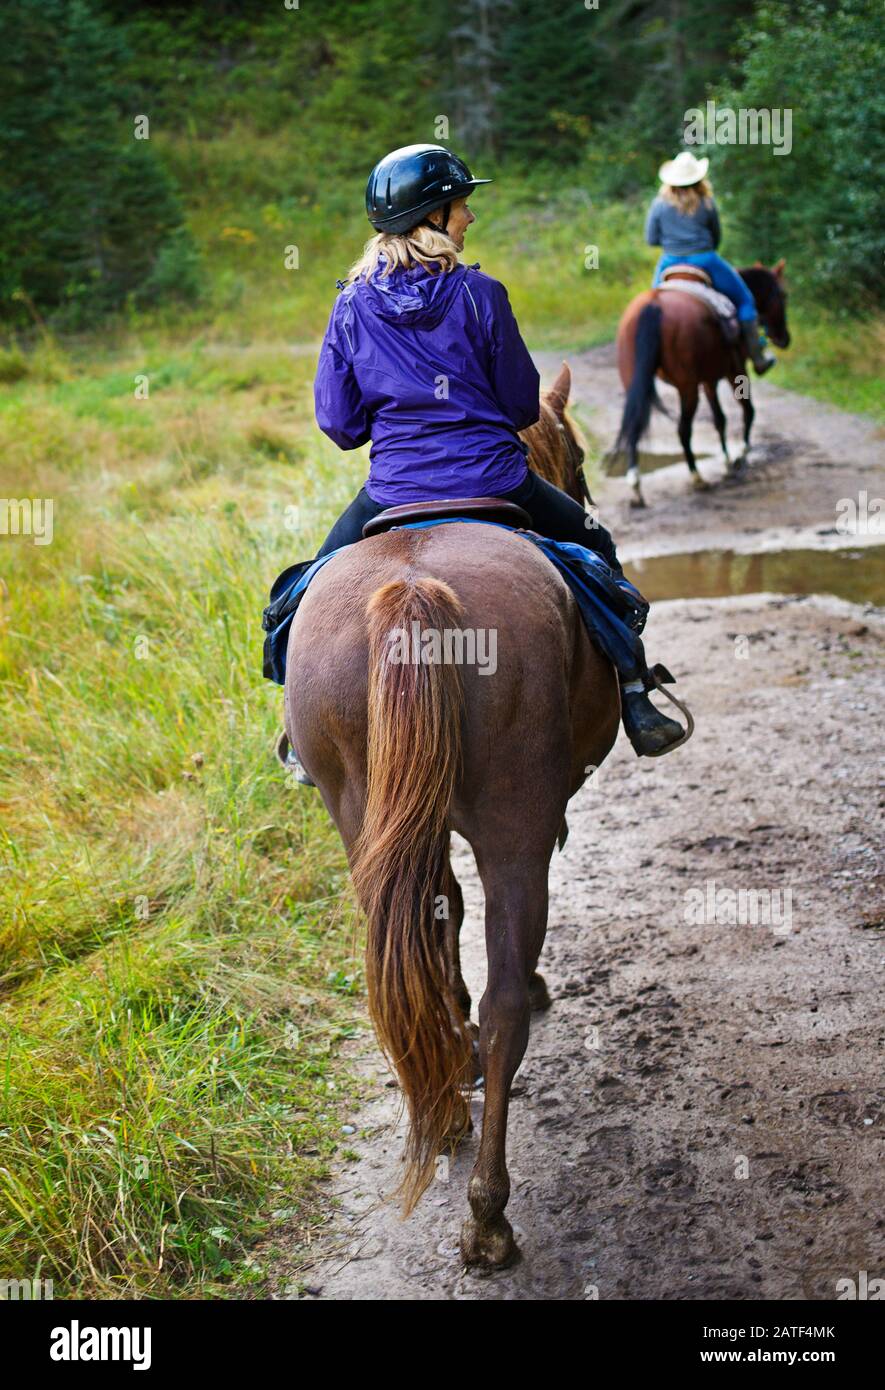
[355,262,467,328]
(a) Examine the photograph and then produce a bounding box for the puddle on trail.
[626,545,885,607]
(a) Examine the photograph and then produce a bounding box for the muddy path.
[273,350,884,1301]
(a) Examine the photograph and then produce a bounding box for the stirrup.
[274,729,316,786]
[644,663,695,754]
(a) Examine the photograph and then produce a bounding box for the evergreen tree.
[0,0,194,325]
[710,0,884,307]
[496,0,603,164]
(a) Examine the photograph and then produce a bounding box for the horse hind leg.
[625,440,645,510]
[678,386,708,490]
[461,856,550,1270]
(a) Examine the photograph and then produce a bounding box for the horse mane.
[738,265,777,303]
[521,395,584,494]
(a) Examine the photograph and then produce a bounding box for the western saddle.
[362,496,531,538]
[660,263,713,287]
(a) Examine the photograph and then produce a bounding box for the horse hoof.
[690,473,710,491]
[529,972,552,1012]
[629,492,646,510]
[444,1112,473,1144]
[460,1215,520,1270]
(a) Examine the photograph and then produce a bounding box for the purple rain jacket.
[313,262,540,505]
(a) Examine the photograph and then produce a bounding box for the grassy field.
[1,167,881,1298]
[0,334,374,1295]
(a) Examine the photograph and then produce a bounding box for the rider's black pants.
[314,469,622,576]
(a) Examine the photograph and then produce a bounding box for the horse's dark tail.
[614,302,668,458]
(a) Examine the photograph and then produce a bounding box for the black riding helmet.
[365,143,492,236]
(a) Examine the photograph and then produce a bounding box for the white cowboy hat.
[658,151,709,187]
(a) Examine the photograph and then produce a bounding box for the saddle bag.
[262,556,322,684]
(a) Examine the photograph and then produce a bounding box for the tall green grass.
[0,343,367,1296]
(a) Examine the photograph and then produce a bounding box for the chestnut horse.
[522,362,590,505]
[284,379,618,1268]
[614,261,790,507]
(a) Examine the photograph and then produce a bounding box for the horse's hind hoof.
[629,492,646,509]
[690,473,710,491]
[529,971,552,1012]
[460,1215,520,1270]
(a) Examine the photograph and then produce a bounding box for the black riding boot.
[619,653,688,758]
[741,316,776,375]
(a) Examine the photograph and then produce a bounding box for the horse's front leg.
[442,858,481,1090]
[460,859,549,1269]
[729,372,755,463]
[741,387,755,457]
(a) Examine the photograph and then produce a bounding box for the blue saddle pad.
[262,519,648,686]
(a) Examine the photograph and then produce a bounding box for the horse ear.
[548,361,571,415]
[773,258,786,277]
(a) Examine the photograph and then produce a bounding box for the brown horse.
[614,261,790,507]
[284,383,618,1268]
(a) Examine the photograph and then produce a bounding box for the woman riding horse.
[646,150,777,375]
[294,143,685,775]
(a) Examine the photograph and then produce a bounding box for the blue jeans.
[653,251,757,322]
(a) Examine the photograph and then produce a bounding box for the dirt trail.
[274,351,884,1300]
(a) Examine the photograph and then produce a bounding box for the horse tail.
[351,575,472,1213]
[615,301,668,456]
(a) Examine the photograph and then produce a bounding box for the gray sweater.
[645,196,721,256]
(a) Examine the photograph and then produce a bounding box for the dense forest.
[1,0,882,328]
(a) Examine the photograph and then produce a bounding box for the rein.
[559,418,592,505]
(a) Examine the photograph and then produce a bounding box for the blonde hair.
[347,221,460,282]
[660,178,713,216]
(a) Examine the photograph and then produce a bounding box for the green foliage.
[0,0,199,327]
[0,343,364,1295]
[135,227,206,309]
[706,0,885,308]
[3,0,882,320]
[495,0,604,163]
